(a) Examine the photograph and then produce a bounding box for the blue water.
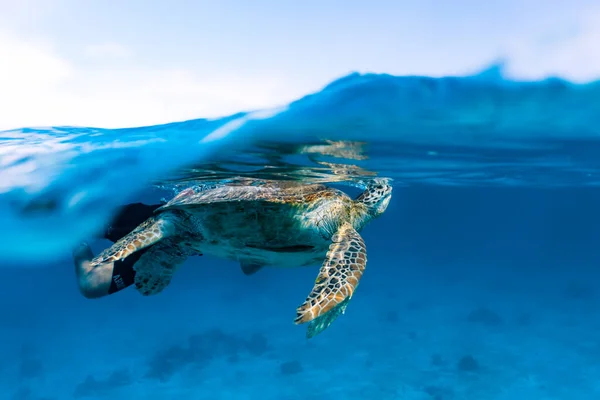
[2,67,600,399]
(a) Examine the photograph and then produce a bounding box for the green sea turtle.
[88,177,392,337]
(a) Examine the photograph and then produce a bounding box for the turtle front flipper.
[294,223,367,338]
[90,215,176,267]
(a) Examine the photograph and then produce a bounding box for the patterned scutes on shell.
[158,179,345,211]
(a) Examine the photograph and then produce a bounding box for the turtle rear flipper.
[240,262,263,276]
[90,215,177,267]
[133,239,189,296]
[294,223,367,337]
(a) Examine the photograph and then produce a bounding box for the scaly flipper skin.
[90,216,175,267]
[133,238,189,296]
[294,222,367,337]
[305,297,351,338]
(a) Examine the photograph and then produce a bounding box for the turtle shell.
[156,178,340,212]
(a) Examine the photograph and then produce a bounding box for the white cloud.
[0,32,307,130]
[0,34,72,91]
[504,9,600,82]
[85,42,132,58]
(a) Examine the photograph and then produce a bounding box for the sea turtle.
[89,177,392,337]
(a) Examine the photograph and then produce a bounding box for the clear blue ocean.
[2,68,600,399]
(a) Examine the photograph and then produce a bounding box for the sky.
[0,0,598,130]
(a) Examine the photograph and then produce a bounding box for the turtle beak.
[377,195,391,214]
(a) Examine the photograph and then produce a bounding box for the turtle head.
[355,178,392,216]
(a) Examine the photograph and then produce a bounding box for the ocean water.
[2,68,600,399]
